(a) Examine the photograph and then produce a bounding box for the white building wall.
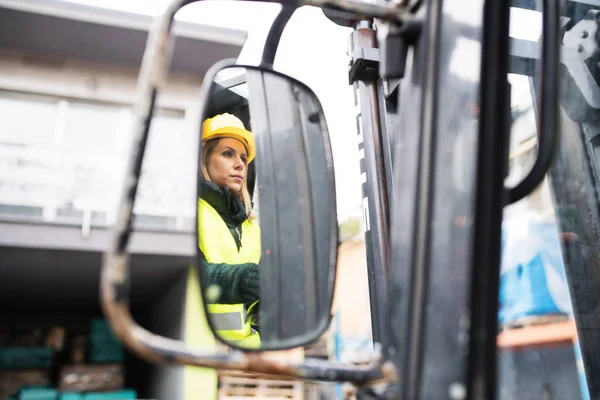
[0,48,204,230]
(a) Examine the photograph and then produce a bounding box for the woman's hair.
[201,138,254,217]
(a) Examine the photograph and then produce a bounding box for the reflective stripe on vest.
[211,309,246,330]
[198,198,261,346]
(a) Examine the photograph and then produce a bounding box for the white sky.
[62,0,363,222]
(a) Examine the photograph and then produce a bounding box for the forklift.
[97,0,600,398]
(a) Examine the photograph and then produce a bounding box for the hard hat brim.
[203,126,255,163]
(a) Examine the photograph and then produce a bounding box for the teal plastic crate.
[88,333,119,344]
[58,394,83,400]
[88,341,124,364]
[90,320,112,335]
[88,340,121,351]
[81,390,136,400]
[88,320,124,364]
[89,321,117,341]
[88,344,124,363]
[0,347,54,368]
[88,354,124,364]
[88,340,120,351]
[17,387,57,400]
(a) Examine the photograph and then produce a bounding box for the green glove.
[238,263,260,305]
[201,260,260,306]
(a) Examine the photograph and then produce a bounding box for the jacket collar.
[199,178,248,226]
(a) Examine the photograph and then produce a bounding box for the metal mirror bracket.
[100,0,404,383]
[260,4,297,67]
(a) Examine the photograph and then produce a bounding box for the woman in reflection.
[197,112,261,348]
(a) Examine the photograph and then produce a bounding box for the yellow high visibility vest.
[197,198,262,349]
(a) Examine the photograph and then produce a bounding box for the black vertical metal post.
[349,22,392,345]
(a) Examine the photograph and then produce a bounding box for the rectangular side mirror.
[196,61,339,350]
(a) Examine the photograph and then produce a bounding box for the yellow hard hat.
[202,113,255,163]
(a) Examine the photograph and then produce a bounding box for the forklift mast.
[321,12,398,345]
[328,0,600,398]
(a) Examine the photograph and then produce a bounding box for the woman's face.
[207,138,248,193]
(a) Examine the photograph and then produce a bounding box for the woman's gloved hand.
[238,263,260,305]
[201,258,260,305]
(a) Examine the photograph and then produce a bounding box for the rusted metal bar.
[100,0,399,384]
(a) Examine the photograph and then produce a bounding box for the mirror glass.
[196,65,338,350]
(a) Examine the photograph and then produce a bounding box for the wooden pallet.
[497,319,577,350]
[500,314,570,331]
[219,372,304,399]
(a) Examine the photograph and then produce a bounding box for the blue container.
[499,218,574,324]
[58,393,83,400]
[81,390,136,400]
[17,388,58,400]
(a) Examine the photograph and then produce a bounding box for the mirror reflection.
[196,66,337,350]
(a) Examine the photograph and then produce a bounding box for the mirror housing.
[196,60,339,350]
